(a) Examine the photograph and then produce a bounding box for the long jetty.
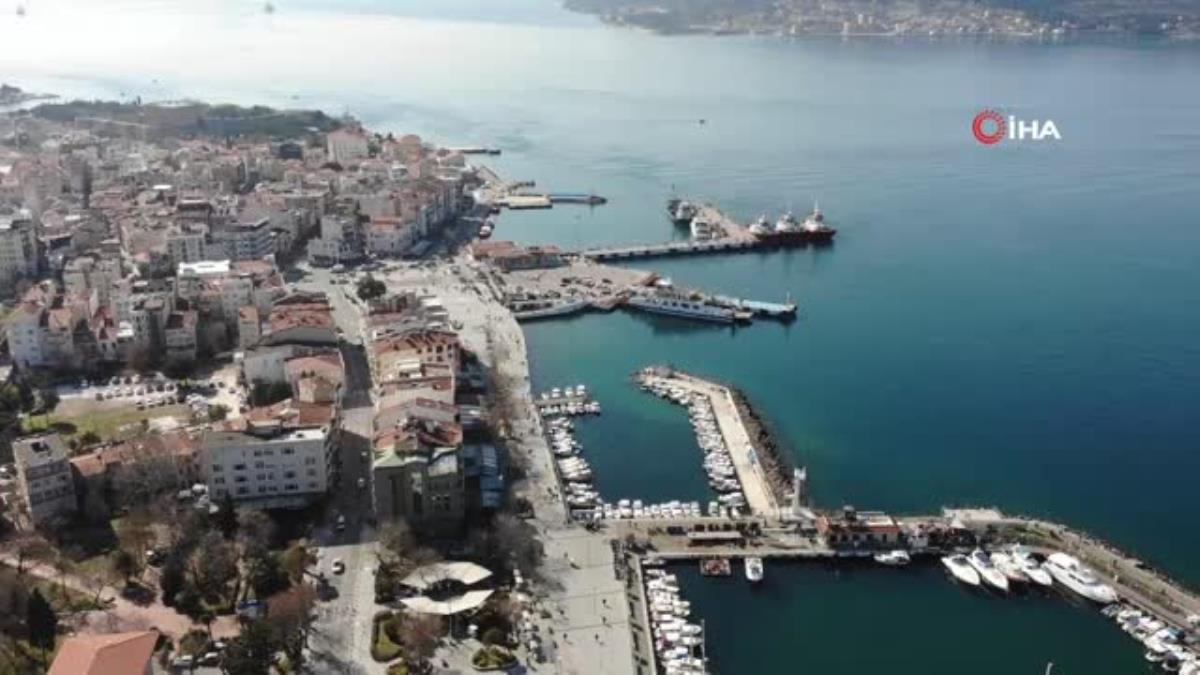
[581,237,763,262]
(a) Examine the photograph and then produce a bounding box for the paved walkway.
[429,259,635,675]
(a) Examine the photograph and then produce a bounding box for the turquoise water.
[4,2,1198,672]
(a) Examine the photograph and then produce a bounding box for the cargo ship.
[753,203,836,246]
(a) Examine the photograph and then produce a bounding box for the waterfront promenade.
[418,256,637,675]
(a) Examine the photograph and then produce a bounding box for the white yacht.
[941,554,982,587]
[873,550,911,566]
[1043,552,1119,604]
[744,556,764,583]
[989,551,1029,584]
[1010,546,1054,587]
[967,548,1009,592]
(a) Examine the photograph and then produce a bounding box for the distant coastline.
[0,83,56,108]
[562,0,1200,41]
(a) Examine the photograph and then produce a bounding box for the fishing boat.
[967,548,1010,592]
[744,556,764,583]
[873,550,912,566]
[941,554,982,586]
[1043,552,1119,604]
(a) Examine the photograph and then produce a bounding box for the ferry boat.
[873,550,912,566]
[967,548,1009,592]
[626,288,738,324]
[1043,552,1119,603]
[744,556,764,583]
[941,554,982,586]
[667,198,698,226]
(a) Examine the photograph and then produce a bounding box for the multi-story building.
[209,216,275,262]
[13,434,77,526]
[201,400,337,509]
[326,127,370,165]
[0,207,39,288]
[163,310,198,363]
[305,214,364,266]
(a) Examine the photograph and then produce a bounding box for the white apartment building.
[13,435,77,526]
[202,424,333,509]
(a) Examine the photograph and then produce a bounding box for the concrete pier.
[638,369,783,518]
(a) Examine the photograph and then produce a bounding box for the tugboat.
[751,201,837,247]
[748,214,771,236]
[799,202,836,245]
[666,198,697,226]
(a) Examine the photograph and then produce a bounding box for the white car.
[331,559,345,575]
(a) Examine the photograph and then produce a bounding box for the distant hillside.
[29,100,342,139]
[565,0,1200,37]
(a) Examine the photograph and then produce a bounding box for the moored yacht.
[1043,552,1119,604]
[941,554,981,586]
[989,551,1029,584]
[967,548,1010,592]
[744,556,764,583]
[1010,546,1054,587]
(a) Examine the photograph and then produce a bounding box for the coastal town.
[0,98,1198,675]
[564,0,1200,40]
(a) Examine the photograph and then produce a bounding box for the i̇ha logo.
[972,109,1061,145]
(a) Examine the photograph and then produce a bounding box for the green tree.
[112,549,142,582]
[214,493,239,539]
[26,588,57,658]
[38,389,60,414]
[160,555,186,606]
[356,275,387,301]
[222,619,279,675]
[245,546,287,598]
[78,430,103,447]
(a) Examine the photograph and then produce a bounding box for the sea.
[3,1,1198,672]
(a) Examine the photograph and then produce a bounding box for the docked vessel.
[748,214,771,236]
[941,554,982,586]
[750,202,837,247]
[989,551,1030,584]
[626,287,739,324]
[667,198,698,226]
[873,550,911,566]
[744,556,764,583]
[967,548,1010,592]
[1009,546,1054,587]
[1043,552,1119,603]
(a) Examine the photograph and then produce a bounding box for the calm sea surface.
[3,2,1198,672]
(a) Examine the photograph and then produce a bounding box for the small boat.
[967,548,1010,592]
[744,556,764,583]
[873,550,911,566]
[941,554,981,587]
[1043,552,1119,604]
